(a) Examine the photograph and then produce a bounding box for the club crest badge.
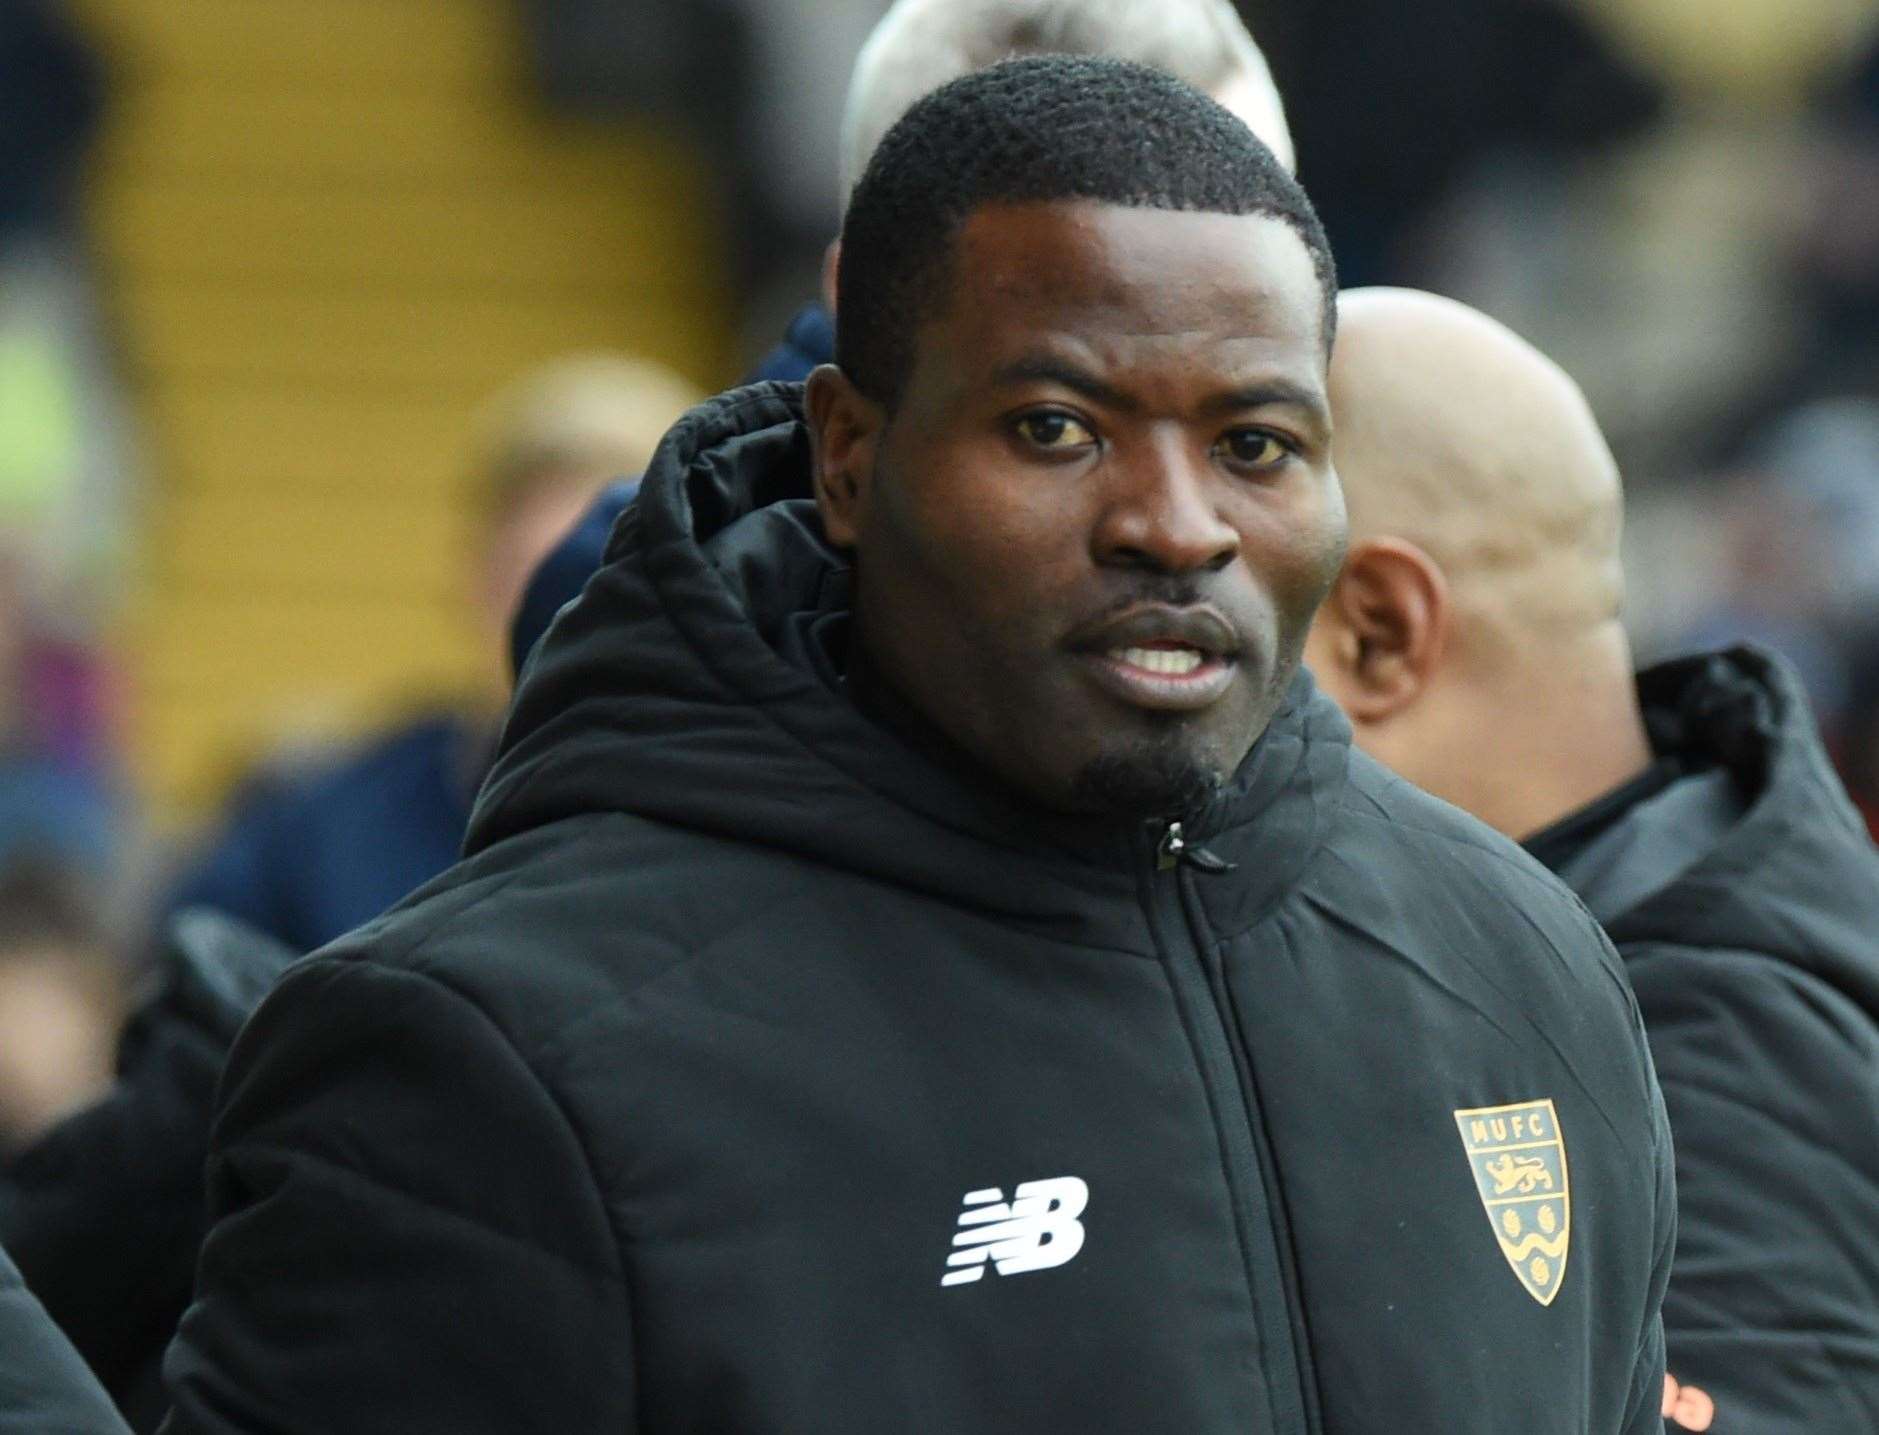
[1453,1098,1570,1306]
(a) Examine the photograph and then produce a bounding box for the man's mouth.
[1111,643,1208,677]
[1065,601,1245,714]
[1085,641,1235,711]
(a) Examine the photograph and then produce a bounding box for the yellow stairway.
[77,0,729,821]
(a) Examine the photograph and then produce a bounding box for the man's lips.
[1067,605,1242,714]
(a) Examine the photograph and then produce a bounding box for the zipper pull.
[1156,821,1187,871]
[1156,820,1237,875]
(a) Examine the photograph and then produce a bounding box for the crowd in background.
[0,0,1873,1147]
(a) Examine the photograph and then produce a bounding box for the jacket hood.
[1604,646,1879,1008]
[468,383,1350,931]
[507,306,838,680]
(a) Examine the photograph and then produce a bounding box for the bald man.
[1306,287,1879,1433]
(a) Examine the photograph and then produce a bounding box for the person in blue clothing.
[165,354,700,954]
[511,0,1293,678]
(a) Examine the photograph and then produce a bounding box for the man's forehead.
[987,334,1326,410]
[953,200,1314,299]
[931,201,1327,392]
[933,200,1317,344]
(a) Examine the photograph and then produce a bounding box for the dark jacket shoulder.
[1330,745,1636,993]
[1531,646,1879,1430]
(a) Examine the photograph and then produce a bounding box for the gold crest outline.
[1453,1097,1570,1307]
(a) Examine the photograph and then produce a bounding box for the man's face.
[811,200,1345,817]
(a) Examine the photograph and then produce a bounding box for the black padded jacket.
[160,383,1675,1434]
[1529,647,1879,1432]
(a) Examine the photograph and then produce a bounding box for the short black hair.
[836,53,1336,408]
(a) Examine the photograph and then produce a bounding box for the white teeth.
[1113,645,1204,676]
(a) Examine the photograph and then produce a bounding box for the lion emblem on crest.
[1483,1152,1555,1195]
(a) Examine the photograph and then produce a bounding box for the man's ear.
[820,239,841,316]
[1312,537,1449,723]
[805,362,883,549]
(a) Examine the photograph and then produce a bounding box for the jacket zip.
[1142,820,1318,1434]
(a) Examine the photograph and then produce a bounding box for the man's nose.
[1092,436,1240,575]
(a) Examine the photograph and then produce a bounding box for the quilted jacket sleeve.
[0,1239,129,1434]
[158,954,635,1435]
[1628,944,1879,1433]
[1619,975,1679,1435]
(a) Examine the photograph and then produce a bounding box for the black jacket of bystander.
[1529,647,1879,1431]
[0,912,296,1432]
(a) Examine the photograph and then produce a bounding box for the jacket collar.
[1539,647,1879,1011]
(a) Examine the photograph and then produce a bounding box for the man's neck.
[841,626,1007,795]
[1458,628,1654,842]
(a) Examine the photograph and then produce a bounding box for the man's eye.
[1217,430,1291,468]
[1015,413,1096,450]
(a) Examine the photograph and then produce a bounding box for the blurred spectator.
[1,910,294,1431]
[0,857,121,1156]
[470,357,701,660]
[1675,397,1879,732]
[0,547,118,877]
[0,0,129,612]
[1791,36,1879,393]
[160,355,701,954]
[1744,399,1879,619]
[0,2,130,888]
[0,0,101,239]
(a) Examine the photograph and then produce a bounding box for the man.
[166,353,699,953]
[162,60,1672,1432]
[0,857,121,1156]
[512,0,1294,675]
[1304,287,1879,1431]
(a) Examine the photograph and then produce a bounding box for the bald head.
[1307,289,1650,840]
[1330,287,1624,635]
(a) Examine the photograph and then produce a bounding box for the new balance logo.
[940,1177,1088,1286]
